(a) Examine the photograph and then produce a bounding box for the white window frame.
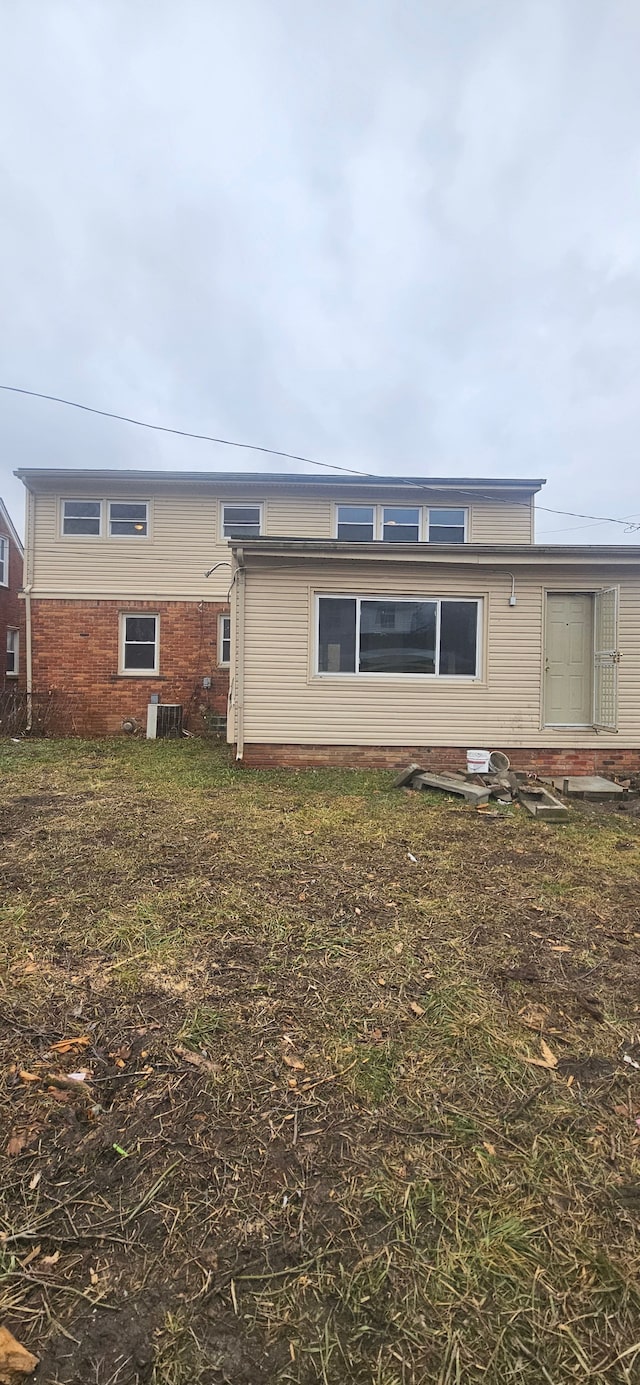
[315,594,482,679]
[221,502,263,541]
[427,507,468,543]
[108,500,150,539]
[6,627,18,677]
[381,505,422,543]
[119,613,160,676]
[218,614,231,666]
[0,535,8,586]
[335,504,376,542]
[61,499,103,538]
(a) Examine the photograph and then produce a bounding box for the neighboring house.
[14,467,640,774]
[0,498,23,688]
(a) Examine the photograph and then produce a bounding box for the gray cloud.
[1,0,639,540]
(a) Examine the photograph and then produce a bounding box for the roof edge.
[229,538,640,561]
[0,498,24,555]
[13,467,545,493]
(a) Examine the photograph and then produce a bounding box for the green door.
[544,594,594,726]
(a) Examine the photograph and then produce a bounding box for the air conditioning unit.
[146,703,184,739]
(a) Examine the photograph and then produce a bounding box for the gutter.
[234,547,246,761]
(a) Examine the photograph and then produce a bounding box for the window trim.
[6,627,18,677]
[60,498,104,539]
[427,507,468,544]
[218,613,231,667]
[333,504,469,543]
[315,593,482,679]
[220,501,264,541]
[118,612,160,676]
[0,535,8,586]
[108,499,150,539]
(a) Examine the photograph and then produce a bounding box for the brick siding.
[30,599,229,735]
[239,743,640,774]
[0,531,23,686]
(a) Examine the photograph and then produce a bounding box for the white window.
[428,508,466,543]
[6,628,18,676]
[222,504,262,539]
[382,507,421,542]
[317,596,480,677]
[0,536,8,585]
[109,501,148,537]
[218,614,231,666]
[62,499,102,536]
[336,505,375,541]
[119,614,159,674]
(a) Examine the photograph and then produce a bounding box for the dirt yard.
[0,739,639,1384]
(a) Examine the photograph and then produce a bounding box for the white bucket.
[467,749,491,774]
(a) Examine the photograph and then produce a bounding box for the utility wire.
[2,382,638,531]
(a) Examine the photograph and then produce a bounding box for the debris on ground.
[542,775,625,800]
[395,759,635,823]
[0,1327,38,1383]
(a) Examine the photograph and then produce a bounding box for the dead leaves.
[523,1039,559,1070]
[174,1045,221,1076]
[49,1035,91,1055]
[409,1001,425,1017]
[6,1133,29,1157]
[0,1326,38,1382]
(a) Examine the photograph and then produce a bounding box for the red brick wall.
[239,743,640,775]
[0,531,24,686]
[30,599,230,735]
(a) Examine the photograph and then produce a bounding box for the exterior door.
[544,594,594,726]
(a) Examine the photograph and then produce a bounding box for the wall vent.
[146,704,184,739]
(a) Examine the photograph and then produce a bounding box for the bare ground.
[0,739,639,1384]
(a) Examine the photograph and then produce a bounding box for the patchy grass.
[0,738,639,1384]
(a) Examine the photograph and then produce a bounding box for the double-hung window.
[0,536,8,585]
[222,504,262,539]
[317,596,480,676]
[109,501,148,536]
[62,500,102,536]
[6,629,18,676]
[120,614,159,674]
[428,508,466,543]
[218,615,231,666]
[382,507,420,542]
[336,506,374,541]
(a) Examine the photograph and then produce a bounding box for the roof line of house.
[228,538,640,563]
[0,497,24,555]
[14,468,545,493]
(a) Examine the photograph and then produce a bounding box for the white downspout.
[234,548,246,761]
[23,487,34,731]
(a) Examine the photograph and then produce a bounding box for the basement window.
[6,628,18,676]
[0,536,7,585]
[120,614,159,674]
[109,501,149,537]
[317,596,480,676]
[62,500,102,536]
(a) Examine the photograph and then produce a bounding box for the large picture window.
[317,596,480,677]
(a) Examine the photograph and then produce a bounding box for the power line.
[2,381,638,531]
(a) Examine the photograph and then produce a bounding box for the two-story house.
[0,497,24,689]
[15,468,640,774]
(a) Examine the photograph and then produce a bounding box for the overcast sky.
[1,0,639,542]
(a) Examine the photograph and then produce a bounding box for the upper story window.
[382,507,420,542]
[109,501,148,537]
[62,499,102,536]
[6,629,18,676]
[222,504,262,539]
[428,508,466,543]
[336,506,375,541]
[0,536,8,586]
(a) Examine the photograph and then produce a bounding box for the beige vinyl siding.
[233,558,640,749]
[28,488,534,599]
